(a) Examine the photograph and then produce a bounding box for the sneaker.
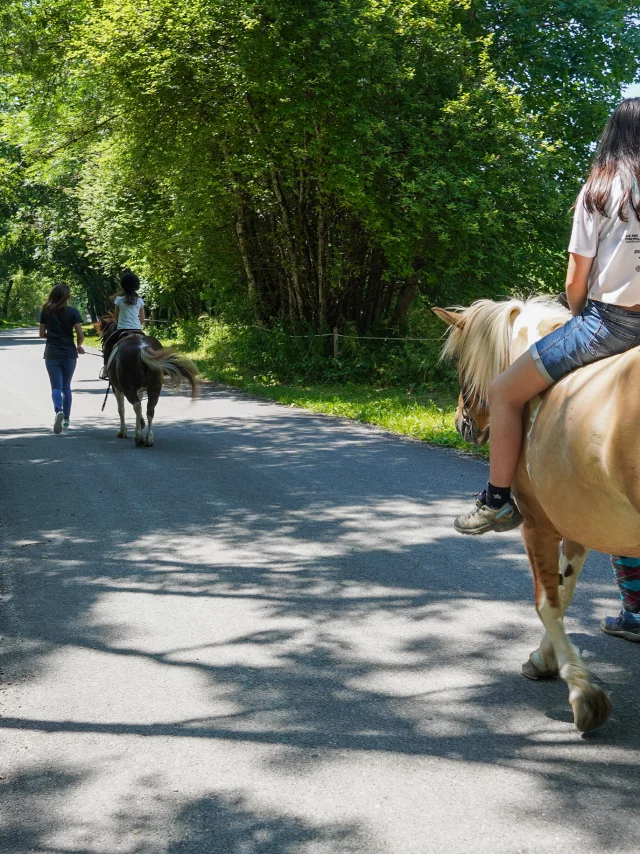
[600,612,640,642]
[62,420,70,431]
[53,411,64,434]
[99,365,109,381]
[454,489,524,535]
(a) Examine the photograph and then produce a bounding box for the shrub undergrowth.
[159,315,480,454]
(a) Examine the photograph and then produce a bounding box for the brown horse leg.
[521,523,611,731]
[133,399,144,446]
[144,386,159,447]
[523,539,589,681]
[114,387,127,439]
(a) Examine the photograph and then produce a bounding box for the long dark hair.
[583,98,640,222]
[120,271,140,306]
[41,283,70,315]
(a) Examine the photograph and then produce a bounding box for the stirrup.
[99,365,109,381]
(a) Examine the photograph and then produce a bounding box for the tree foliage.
[1,0,639,329]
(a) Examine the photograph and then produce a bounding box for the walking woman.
[453,98,640,640]
[39,283,85,433]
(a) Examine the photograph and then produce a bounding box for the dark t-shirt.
[40,306,83,360]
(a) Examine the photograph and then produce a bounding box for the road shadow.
[1,404,639,852]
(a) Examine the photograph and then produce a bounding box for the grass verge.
[0,319,35,329]
[165,341,482,455]
[237,381,472,451]
[85,322,481,454]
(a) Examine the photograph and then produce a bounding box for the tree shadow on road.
[0,407,639,852]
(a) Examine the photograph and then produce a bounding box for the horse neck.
[102,321,116,340]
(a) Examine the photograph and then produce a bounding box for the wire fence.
[90,319,444,359]
[147,319,444,356]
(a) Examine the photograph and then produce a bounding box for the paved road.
[1,327,639,854]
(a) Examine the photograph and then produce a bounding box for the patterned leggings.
[611,556,640,619]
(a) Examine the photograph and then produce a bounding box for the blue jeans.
[530,300,640,384]
[45,358,76,419]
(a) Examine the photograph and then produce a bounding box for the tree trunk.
[235,197,259,314]
[393,273,419,333]
[2,279,13,318]
[317,198,326,330]
[246,94,305,323]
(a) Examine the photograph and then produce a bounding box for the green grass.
[163,338,481,454]
[86,321,480,453]
[0,318,35,329]
[82,323,101,339]
[237,381,472,450]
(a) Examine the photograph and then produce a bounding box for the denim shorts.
[530,299,640,384]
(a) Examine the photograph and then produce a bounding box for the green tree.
[2,0,639,330]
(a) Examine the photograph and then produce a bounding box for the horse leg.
[521,522,611,732]
[133,399,144,447]
[522,539,589,681]
[144,386,159,447]
[114,387,127,439]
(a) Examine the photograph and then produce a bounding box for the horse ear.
[432,307,463,327]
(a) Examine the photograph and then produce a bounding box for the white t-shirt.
[569,178,640,306]
[115,295,144,329]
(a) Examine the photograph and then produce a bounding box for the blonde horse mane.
[440,296,569,402]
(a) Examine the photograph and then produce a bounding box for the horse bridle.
[460,381,487,422]
[458,377,490,445]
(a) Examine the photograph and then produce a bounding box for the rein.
[454,356,490,444]
[452,351,489,425]
[101,382,111,411]
[460,381,488,422]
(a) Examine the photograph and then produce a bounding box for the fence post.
[333,327,339,358]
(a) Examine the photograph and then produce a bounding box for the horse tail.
[139,345,199,398]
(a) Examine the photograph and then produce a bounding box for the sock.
[611,556,640,615]
[485,482,511,509]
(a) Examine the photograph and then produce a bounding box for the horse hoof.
[570,684,612,732]
[135,438,145,447]
[117,431,127,439]
[144,439,154,447]
[521,655,559,681]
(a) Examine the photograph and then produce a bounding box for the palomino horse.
[98,317,198,446]
[434,296,640,732]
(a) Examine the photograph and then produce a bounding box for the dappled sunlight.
[2,351,640,852]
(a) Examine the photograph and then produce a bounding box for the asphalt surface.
[1,327,639,854]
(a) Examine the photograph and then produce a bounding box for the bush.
[168,309,457,392]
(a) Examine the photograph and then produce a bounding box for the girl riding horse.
[455,98,640,645]
[100,271,145,380]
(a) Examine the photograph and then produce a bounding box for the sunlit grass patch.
[163,335,482,455]
[242,383,469,449]
[0,319,34,329]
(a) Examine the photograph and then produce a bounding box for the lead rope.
[101,381,111,411]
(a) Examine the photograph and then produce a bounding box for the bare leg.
[488,351,551,488]
[523,540,589,680]
[114,388,127,439]
[522,524,611,731]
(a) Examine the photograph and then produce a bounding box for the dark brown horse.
[97,317,198,446]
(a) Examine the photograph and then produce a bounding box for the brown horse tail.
[139,345,199,398]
